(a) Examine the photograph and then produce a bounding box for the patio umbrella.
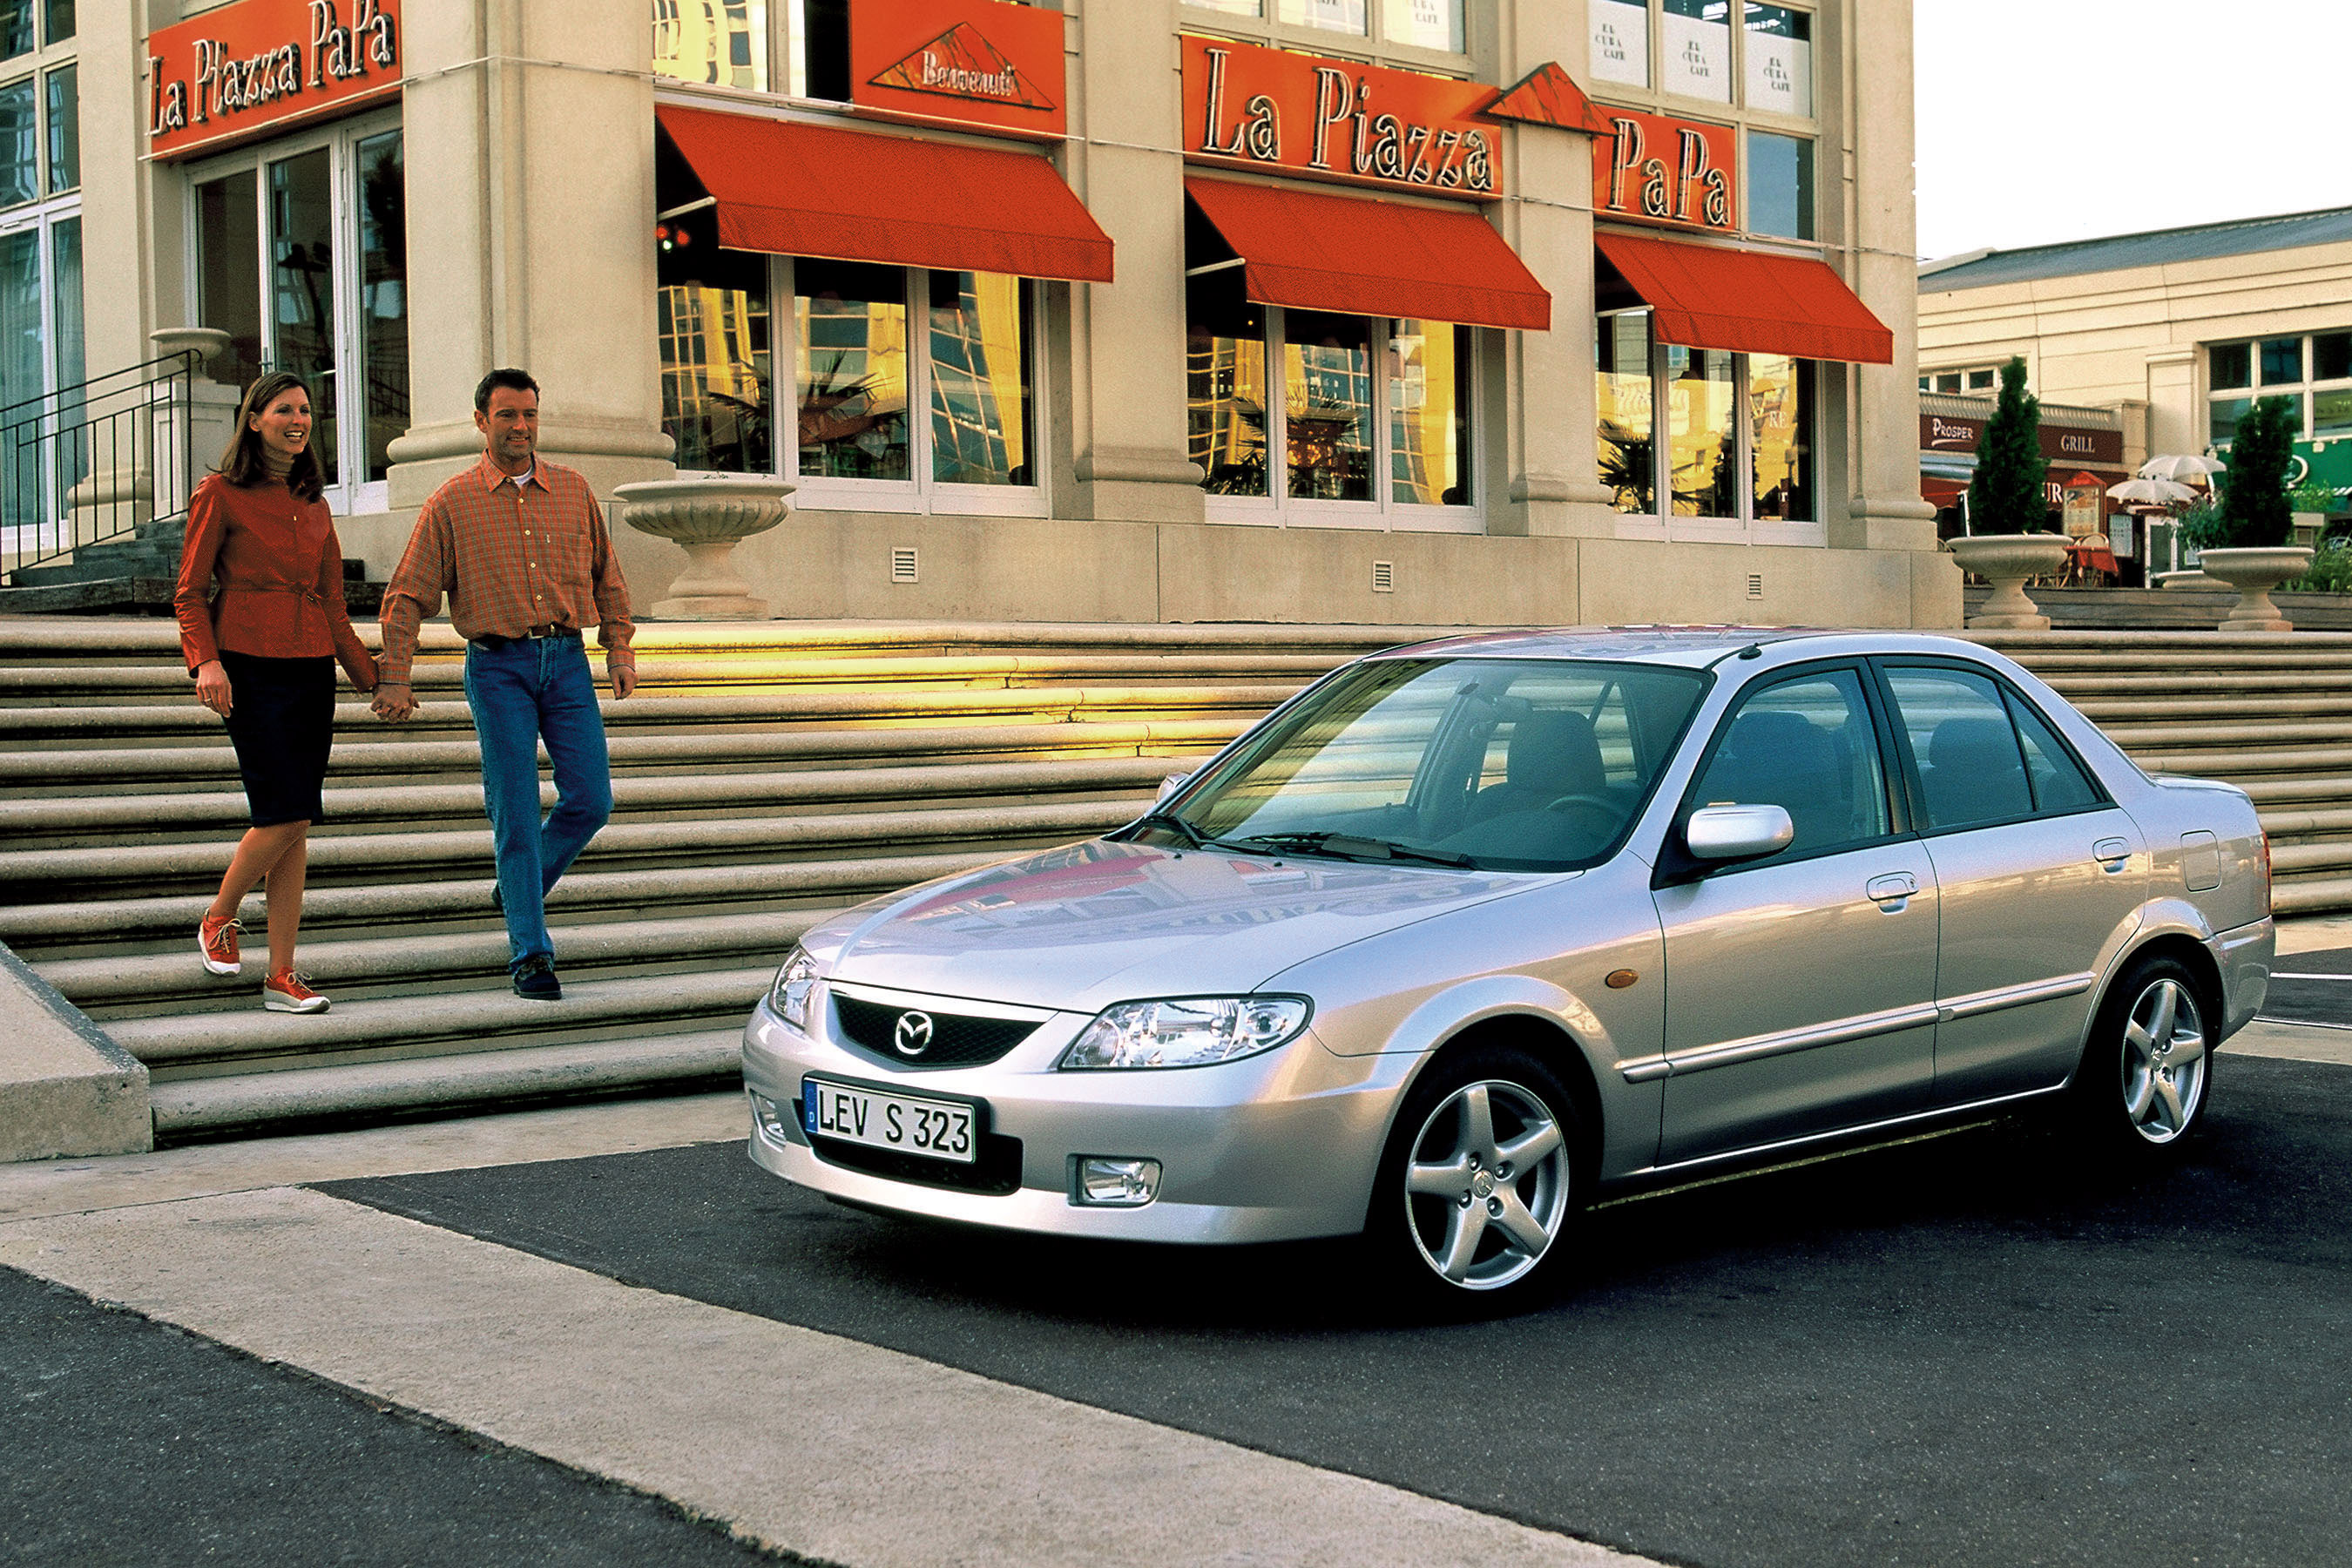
[2139,453,2227,482]
[2107,476,2197,506]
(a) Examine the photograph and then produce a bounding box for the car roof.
[1369,626,2002,670]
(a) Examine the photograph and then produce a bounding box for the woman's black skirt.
[217,651,335,828]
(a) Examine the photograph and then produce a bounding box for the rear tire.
[2069,956,2213,1159]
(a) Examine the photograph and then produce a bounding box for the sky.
[1912,0,2352,263]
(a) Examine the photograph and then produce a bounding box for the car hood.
[815,839,1551,1010]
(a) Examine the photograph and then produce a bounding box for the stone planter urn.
[614,476,794,620]
[1949,533,2072,630]
[149,327,233,383]
[2196,545,2313,632]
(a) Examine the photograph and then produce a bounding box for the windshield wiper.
[1125,809,1209,848]
[1224,831,1474,869]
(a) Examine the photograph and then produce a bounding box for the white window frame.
[1919,365,1999,395]
[1178,0,1472,67]
[1199,302,1482,534]
[2205,331,2352,445]
[183,107,402,517]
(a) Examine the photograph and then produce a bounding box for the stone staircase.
[2,619,2342,1148]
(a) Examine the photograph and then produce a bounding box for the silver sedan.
[740,630,2273,1305]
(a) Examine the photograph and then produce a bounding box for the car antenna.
[1736,643,1763,659]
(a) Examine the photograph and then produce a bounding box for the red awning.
[1595,231,1893,363]
[656,105,1112,282]
[1185,178,1551,332]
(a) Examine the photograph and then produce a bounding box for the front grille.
[833,995,1039,1069]
[809,1130,1024,1196]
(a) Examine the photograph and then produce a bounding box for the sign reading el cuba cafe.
[147,0,400,159]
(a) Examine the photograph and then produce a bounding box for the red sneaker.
[199,915,243,976]
[262,970,329,1014]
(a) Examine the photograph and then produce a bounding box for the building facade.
[64,0,1947,627]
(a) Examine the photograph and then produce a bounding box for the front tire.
[2072,956,2213,1156]
[1372,1045,1587,1309]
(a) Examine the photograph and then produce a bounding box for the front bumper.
[739,992,1410,1244]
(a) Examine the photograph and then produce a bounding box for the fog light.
[749,1092,791,1146]
[1073,1157,1161,1207]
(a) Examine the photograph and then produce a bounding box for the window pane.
[1884,666,2033,831]
[2315,332,2352,383]
[929,271,1032,486]
[1278,0,1368,34]
[42,0,65,45]
[2208,395,2251,445]
[42,63,71,193]
[1590,0,1650,86]
[794,258,907,481]
[1284,310,1372,500]
[269,149,338,486]
[1186,271,1269,497]
[1383,0,1463,51]
[1693,669,1889,860]
[794,0,848,98]
[0,227,40,534]
[1742,2,1811,115]
[1746,130,1813,240]
[2005,692,2098,814]
[48,213,80,510]
[2314,388,2352,440]
[1659,0,1731,103]
[2208,341,2250,389]
[1751,354,1812,521]
[0,2,29,58]
[196,171,264,394]
[1187,0,1263,12]
[1596,310,1653,514]
[652,0,767,91]
[1934,371,1961,393]
[1666,343,1736,517]
[1966,368,1995,390]
[0,77,34,207]
[356,131,407,485]
[1389,320,1470,506]
[2260,335,2303,386]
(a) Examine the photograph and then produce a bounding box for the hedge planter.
[2197,545,2314,632]
[1949,534,2071,630]
[615,476,794,620]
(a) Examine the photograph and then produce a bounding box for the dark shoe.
[512,956,562,1001]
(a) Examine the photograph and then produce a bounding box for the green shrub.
[2288,538,2352,593]
[1965,357,2051,533]
[2212,397,2298,548]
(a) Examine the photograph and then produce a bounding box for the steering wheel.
[1542,794,1622,838]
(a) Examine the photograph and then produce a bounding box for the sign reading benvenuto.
[147,0,399,159]
[1180,35,1501,199]
[851,0,1066,139]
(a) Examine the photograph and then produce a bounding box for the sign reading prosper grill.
[803,1077,977,1165]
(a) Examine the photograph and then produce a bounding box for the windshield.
[1151,657,1711,872]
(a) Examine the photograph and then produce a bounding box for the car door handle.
[1866,873,1918,909]
[2092,837,2132,873]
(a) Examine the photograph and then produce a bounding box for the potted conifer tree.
[1949,357,2069,629]
[2193,396,2312,630]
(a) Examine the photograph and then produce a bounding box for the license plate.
[802,1078,977,1165]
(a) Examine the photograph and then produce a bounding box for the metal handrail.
[1,351,200,583]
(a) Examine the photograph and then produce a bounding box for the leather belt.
[470,625,577,651]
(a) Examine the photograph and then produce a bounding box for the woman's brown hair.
[218,370,327,501]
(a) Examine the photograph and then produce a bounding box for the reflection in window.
[1596,310,1654,515]
[42,0,64,45]
[1590,0,1649,86]
[1750,354,1812,521]
[795,258,908,481]
[0,226,34,412]
[652,0,767,91]
[1696,670,1889,859]
[1747,131,1813,240]
[2260,336,2303,386]
[1742,2,1811,116]
[1383,0,1463,51]
[356,132,406,484]
[270,149,338,485]
[0,2,29,58]
[196,171,263,394]
[42,62,69,193]
[928,270,1033,486]
[1667,344,1737,517]
[1285,310,1372,501]
[1389,320,1470,506]
[1186,272,1270,497]
[2208,395,2252,447]
[1885,667,2034,831]
[2208,342,2250,389]
[1277,0,1367,34]
[1659,0,1731,103]
[0,76,32,207]
[2317,389,2352,440]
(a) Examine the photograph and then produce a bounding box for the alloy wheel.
[1402,1078,1571,1289]
[2119,977,2207,1145]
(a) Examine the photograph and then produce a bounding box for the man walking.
[373,368,637,1000]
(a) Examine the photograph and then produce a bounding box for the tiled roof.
[1919,206,2352,291]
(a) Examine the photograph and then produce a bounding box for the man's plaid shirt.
[376,455,635,686]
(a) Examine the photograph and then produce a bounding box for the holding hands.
[372,681,417,722]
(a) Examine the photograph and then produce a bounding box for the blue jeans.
[463,632,612,970]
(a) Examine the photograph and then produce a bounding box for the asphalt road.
[320,1051,2352,1568]
[2259,943,2352,1029]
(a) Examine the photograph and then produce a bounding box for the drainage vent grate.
[1747,572,1764,600]
[1372,560,1395,593]
[890,546,919,584]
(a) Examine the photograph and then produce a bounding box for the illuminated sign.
[1591,108,1738,234]
[851,0,1066,139]
[146,0,400,160]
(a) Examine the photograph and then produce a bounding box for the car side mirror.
[1156,772,1192,805]
[1684,803,1794,862]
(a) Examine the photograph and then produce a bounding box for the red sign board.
[146,0,400,160]
[1180,35,1500,199]
[1591,108,1738,234]
[850,0,1066,140]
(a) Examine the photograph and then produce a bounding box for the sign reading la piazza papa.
[147,0,400,159]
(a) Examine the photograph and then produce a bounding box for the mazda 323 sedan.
[740,630,2273,1305]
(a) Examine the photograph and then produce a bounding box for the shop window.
[1659,0,1732,104]
[1746,131,1812,240]
[927,269,1035,486]
[652,0,769,92]
[2208,342,2250,389]
[189,118,409,509]
[1285,310,1372,500]
[1590,0,1650,87]
[795,259,909,481]
[2209,331,2352,444]
[1390,318,1471,505]
[1741,3,1810,116]
[1597,307,1815,536]
[657,205,774,475]
[1187,274,1269,497]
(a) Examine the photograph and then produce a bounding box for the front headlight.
[769,945,819,1031]
[1058,996,1312,1071]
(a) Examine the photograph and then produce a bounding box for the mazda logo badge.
[893,1010,935,1056]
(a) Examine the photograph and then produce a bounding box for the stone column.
[1058,0,1205,524]
[384,0,673,508]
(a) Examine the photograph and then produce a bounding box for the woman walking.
[174,371,379,1012]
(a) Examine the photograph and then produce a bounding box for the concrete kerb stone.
[0,943,151,1162]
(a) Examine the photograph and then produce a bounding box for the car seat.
[1466,710,1607,824]
[1922,715,2031,828]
